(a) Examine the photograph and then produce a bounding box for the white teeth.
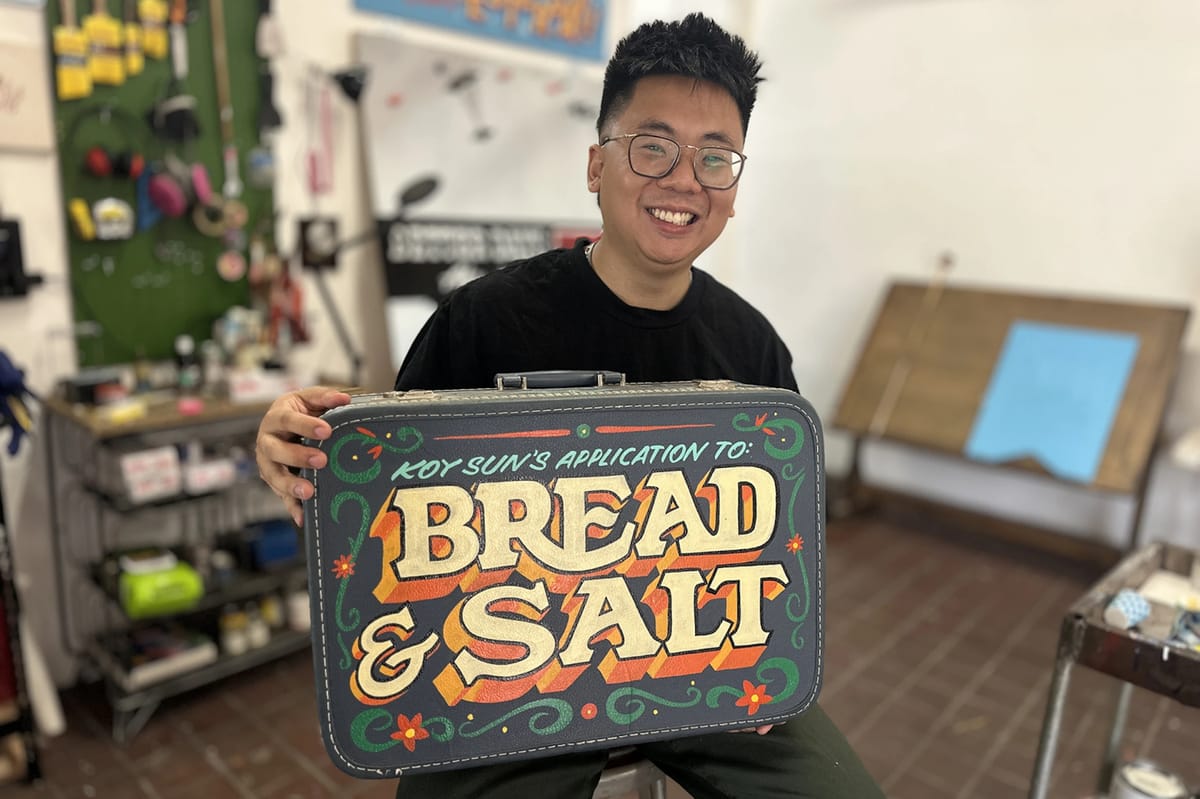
[650,208,695,226]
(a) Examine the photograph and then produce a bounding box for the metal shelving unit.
[43,395,310,743]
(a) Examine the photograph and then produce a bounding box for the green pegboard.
[46,0,274,367]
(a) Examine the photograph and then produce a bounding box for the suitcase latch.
[394,389,437,400]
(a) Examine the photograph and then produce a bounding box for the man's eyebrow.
[635,118,738,147]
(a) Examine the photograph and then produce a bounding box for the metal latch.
[394,389,437,400]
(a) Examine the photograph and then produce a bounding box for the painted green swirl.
[704,657,801,709]
[731,411,813,648]
[756,657,800,704]
[328,425,423,484]
[604,686,703,724]
[782,463,812,638]
[731,413,805,460]
[331,490,369,669]
[350,709,403,753]
[458,698,573,738]
[424,716,454,742]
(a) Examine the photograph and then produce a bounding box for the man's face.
[587,75,744,276]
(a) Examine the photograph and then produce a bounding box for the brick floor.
[4,513,1199,798]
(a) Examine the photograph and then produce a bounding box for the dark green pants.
[394,703,885,798]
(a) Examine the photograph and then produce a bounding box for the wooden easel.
[833,280,1190,563]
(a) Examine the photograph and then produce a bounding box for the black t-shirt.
[395,239,798,393]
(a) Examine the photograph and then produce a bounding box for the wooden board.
[833,282,1190,495]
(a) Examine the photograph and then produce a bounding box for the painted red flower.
[735,681,773,716]
[390,713,430,752]
[331,554,355,579]
[786,535,804,554]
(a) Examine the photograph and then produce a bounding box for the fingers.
[284,493,303,527]
[294,386,353,415]
[729,724,774,735]
[255,386,352,523]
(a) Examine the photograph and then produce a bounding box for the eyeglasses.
[600,133,747,190]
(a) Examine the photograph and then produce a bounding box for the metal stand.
[1026,543,1200,799]
[1029,618,1082,799]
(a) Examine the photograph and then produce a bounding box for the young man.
[256,13,885,798]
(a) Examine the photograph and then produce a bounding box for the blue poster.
[354,0,607,61]
[964,321,1140,484]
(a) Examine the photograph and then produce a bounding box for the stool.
[593,747,668,799]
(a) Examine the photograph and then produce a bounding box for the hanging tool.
[248,0,282,190]
[268,256,307,348]
[209,0,243,200]
[124,0,144,76]
[206,0,247,279]
[304,66,334,196]
[254,0,282,60]
[247,68,280,189]
[138,0,168,60]
[53,0,93,101]
[84,0,126,86]
[169,0,188,81]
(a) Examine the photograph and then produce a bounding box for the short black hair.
[597,13,764,137]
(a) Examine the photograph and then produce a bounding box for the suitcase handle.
[494,370,626,390]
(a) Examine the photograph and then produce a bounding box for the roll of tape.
[1111,760,1188,799]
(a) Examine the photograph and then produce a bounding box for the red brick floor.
[4,513,1199,798]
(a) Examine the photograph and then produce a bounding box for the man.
[256,13,885,798]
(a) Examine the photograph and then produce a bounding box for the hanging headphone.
[67,105,146,181]
[147,153,213,219]
[63,104,150,241]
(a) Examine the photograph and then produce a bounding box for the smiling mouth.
[648,207,696,226]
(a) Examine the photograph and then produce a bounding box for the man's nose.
[657,155,703,192]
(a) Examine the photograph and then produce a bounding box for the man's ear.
[586,144,603,194]
[729,207,736,218]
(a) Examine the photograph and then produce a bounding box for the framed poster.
[355,0,606,61]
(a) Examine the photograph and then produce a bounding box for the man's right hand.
[255,386,353,526]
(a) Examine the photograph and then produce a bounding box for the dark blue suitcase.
[303,372,825,777]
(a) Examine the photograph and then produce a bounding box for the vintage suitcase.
[303,372,826,778]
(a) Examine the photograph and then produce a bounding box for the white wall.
[1,0,1198,687]
[740,0,1200,548]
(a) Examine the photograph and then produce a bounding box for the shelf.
[44,395,273,442]
[1059,543,1200,705]
[92,628,311,706]
[83,482,247,514]
[1029,542,1200,799]
[44,395,311,744]
[91,561,308,622]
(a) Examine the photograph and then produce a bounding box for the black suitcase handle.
[494,370,626,390]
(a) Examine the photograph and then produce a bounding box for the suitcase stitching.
[310,400,824,774]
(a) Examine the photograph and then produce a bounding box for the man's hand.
[255,386,352,525]
[732,725,775,735]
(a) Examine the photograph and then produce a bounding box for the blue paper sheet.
[964,320,1140,484]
